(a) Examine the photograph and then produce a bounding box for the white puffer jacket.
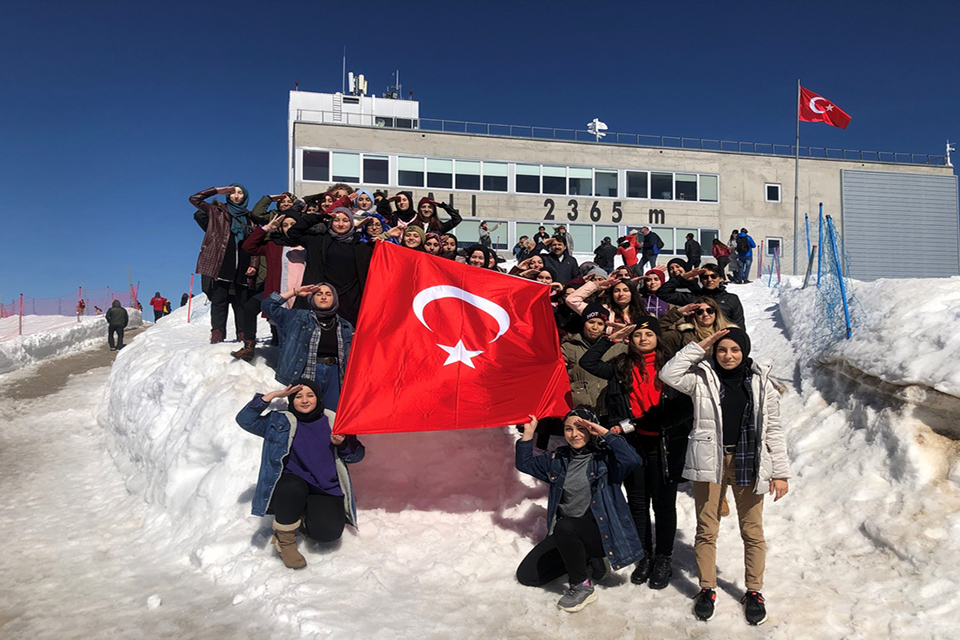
[659,341,791,494]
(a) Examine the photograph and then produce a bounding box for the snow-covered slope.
[99,282,960,638]
[0,310,142,374]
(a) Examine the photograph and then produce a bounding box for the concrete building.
[288,90,958,279]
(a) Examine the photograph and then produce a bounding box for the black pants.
[516,513,605,586]
[108,326,124,349]
[639,252,657,272]
[153,310,163,321]
[207,279,249,339]
[688,256,701,268]
[269,473,345,543]
[623,433,679,556]
[240,288,265,341]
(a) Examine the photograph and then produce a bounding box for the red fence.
[0,285,140,337]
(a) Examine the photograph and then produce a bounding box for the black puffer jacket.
[656,278,746,329]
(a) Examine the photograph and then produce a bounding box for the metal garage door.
[841,170,959,280]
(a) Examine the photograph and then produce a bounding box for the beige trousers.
[693,454,766,591]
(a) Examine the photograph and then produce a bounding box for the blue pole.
[767,255,774,287]
[805,214,811,261]
[817,204,824,287]
[826,215,852,339]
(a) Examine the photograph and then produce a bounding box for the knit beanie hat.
[582,302,609,323]
[404,224,426,243]
[633,315,662,337]
[667,258,688,271]
[644,269,666,286]
[417,197,436,213]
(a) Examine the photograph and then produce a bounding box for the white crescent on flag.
[809,96,827,114]
[412,285,512,367]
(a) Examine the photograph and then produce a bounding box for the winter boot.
[648,554,673,590]
[720,490,730,517]
[741,590,767,625]
[630,555,652,585]
[236,331,244,343]
[210,329,224,344]
[557,579,597,612]
[230,339,256,362]
[272,520,307,569]
[693,588,716,621]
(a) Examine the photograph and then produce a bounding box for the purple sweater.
[283,415,343,496]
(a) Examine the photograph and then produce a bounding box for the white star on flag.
[437,340,484,368]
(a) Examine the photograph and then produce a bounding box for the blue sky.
[1,0,957,305]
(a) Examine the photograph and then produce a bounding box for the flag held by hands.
[798,86,851,129]
[333,242,572,435]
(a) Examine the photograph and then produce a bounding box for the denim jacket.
[515,433,644,570]
[262,292,353,385]
[236,394,365,524]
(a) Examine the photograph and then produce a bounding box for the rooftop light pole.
[587,118,607,142]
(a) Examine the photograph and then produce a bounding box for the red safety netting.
[0,284,141,339]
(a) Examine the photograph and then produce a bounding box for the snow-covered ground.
[3,279,959,638]
[0,310,143,374]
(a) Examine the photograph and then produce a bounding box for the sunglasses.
[694,308,716,316]
[699,273,721,281]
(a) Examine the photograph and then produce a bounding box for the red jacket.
[150,296,168,311]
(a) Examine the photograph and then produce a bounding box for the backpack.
[736,235,750,254]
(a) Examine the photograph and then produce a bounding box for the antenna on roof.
[587,118,608,142]
[341,47,346,93]
[947,139,955,167]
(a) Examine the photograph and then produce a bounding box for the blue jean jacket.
[516,433,644,571]
[236,394,365,524]
[262,292,353,385]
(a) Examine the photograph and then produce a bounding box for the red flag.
[333,242,572,435]
[798,87,851,129]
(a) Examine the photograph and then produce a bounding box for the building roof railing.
[293,109,949,167]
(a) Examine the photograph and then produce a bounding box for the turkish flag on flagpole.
[333,242,572,435]
[798,86,852,129]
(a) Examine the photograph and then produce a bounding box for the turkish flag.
[798,87,851,129]
[333,242,572,435]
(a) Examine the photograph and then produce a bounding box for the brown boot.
[272,520,306,569]
[210,329,224,344]
[230,339,256,362]
[720,491,730,518]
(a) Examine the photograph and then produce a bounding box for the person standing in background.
[150,292,168,322]
[105,300,128,351]
[684,233,702,268]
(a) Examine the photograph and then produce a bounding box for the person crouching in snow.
[515,407,644,613]
[658,327,791,625]
[235,379,364,569]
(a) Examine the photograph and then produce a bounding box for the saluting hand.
[697,328,729,351]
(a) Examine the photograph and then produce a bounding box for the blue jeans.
[738,256,753,282]
[314,362,341,411]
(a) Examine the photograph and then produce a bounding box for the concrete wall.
[291,122,953,273]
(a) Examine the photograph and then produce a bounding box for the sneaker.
[741,591,767,625]
[648,554,673,590]
[630,555,652,585]
[693,588,716,621]
[588,557,610,583]
[557,580,597,613]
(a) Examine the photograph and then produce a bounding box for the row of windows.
[300,149,721,202]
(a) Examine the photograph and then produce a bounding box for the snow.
[0,310,143,374]
[3,279,960,638]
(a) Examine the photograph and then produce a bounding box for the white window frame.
[765,183,782,203]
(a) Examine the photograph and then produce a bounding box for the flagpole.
[793,78,801,274]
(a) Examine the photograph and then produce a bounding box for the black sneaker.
[648,554,672,590]
[630,555,652,584]
[693,588,716,621]
[741,591,767,625]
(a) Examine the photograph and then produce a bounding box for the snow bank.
[0,309,143,374]
[781,276,960,396]
[99,283,960,637]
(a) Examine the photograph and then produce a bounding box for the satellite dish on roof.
[587,118,607,142]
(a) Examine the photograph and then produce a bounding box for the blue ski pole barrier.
[805,213,811,262]
[826,215,852,339]
[817,205,824,288]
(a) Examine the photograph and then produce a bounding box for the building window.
[482,162,508,192]
[516,164,540,193]
[427,158,453,189]
[455,160,481,191]
[568,167,592,196]
[302,151,329,182]
[627,171,648,198]
[595,170,618,198]
[331,152,360,183]
[398,156,424,187]
[651,172,674,200]
[765,237,783,256]
[675,174,697,201]
[363,155,389,185]
[700,175,719,202]
[542,166,566,195]
[766,183,781,202]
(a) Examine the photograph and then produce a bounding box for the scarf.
[629,351,661,423]
[303,283,340,379]
[225,182,250,245]
[287,378,325,422]
[713,357,757,486]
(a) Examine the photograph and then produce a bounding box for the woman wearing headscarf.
[190,184,258,344]
[287,207,372,326]
[659,328,790,625]
[424,233,442,255]
[356,212,394,244]
[376,190,415,227]
[439,233,460,260]
[464,244,497,270]
[261,283,353,411]
[236,379,364,569]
